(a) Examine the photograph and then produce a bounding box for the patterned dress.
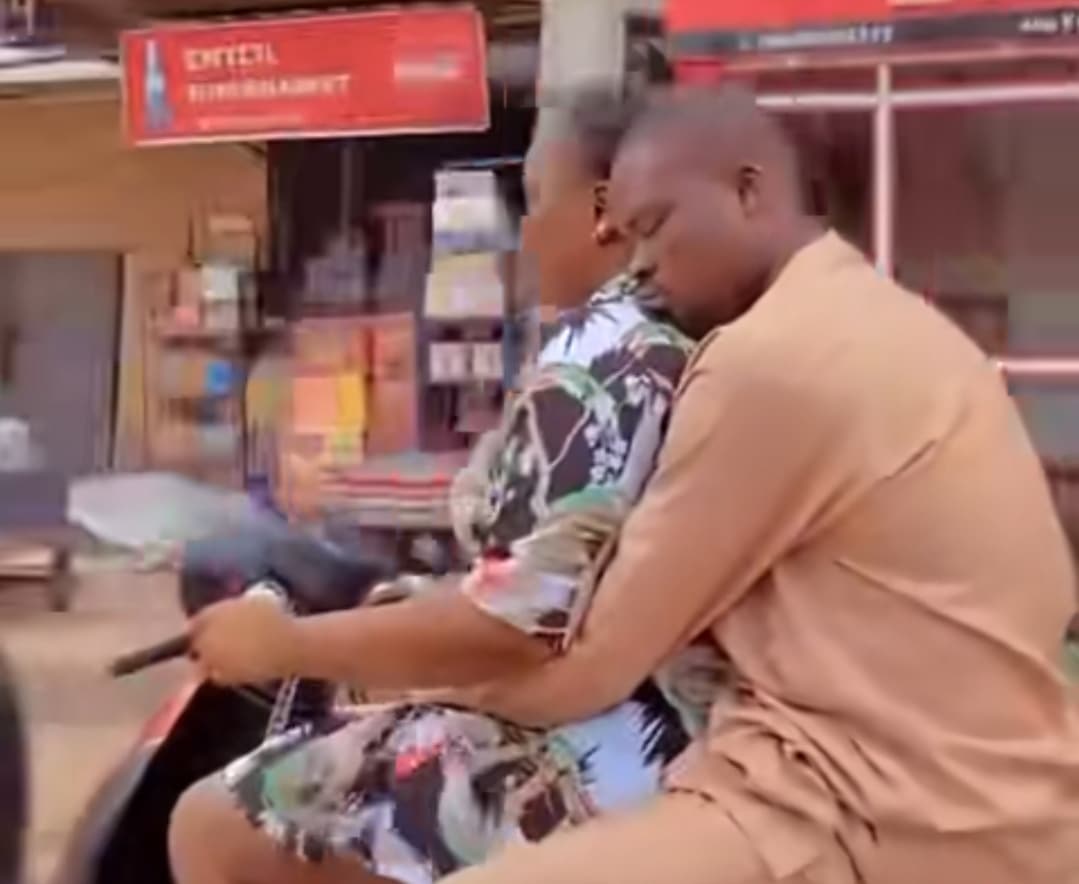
[222,275,731,884]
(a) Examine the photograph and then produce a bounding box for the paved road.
[1,568,185,884]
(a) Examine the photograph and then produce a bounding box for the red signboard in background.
[122,5,489,146]
[668,0,1079,58]
[668,0,1079,31]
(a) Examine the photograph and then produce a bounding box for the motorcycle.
[49,519,396,884]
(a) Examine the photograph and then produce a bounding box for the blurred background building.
[668,0,1079,562]
[6,0,1079,563]
[0,0,666,559]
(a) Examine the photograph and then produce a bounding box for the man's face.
[609,135,761,337]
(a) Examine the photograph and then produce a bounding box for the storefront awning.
[47,0,539,45]
[668,0,1079,60]
[11,1,537,97]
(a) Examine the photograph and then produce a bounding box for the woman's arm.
[193,296,691,694]
[190,372,647,693]
[292,586,555,688]
[189,582,554,690]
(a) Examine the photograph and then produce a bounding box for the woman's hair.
[543,85,645,180]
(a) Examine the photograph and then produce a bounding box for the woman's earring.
[592,220,617,247]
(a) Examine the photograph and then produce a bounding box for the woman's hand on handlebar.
[189,596,300,686]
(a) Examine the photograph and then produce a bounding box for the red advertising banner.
[122,5,490,146]
[668,0,1079,56]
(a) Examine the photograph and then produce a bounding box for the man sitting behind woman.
[168,88,729,884]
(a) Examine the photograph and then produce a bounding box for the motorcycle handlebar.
[107,520,404,680]
[108,634,190,678]
[108,581,285,679]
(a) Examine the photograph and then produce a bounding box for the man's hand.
[189,596,300,686]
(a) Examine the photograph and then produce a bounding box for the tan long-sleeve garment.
[455,233,1079,883]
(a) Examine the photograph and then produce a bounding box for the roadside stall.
[668,0,1079,561]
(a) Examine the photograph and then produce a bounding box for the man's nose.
[629,244,657,284]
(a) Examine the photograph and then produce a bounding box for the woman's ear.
[592,180,609,221]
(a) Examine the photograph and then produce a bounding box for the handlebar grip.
[108,634,190,678]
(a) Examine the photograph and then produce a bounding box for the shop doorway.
[782,110,873,255]
[0,253,121,475]
[717,55,1079,564]
[720,68,878,262]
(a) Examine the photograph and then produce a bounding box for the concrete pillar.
[538,0,628,98]
[536,0,663,133]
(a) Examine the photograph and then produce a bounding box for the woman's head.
[522,88,641,309]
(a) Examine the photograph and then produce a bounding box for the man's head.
[609,86,819,337]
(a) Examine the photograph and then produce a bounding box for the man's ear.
[736,164,764,215]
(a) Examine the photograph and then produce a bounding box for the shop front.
[121,4,539,556]
[0,87,265,480]
[669,0,1079,558]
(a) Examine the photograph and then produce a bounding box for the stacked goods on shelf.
[427,332,506,385]
[199,212,259,268]
[302,232,369,311]
[430,169,516,255]
[148,262,252,485]
[280,318,367,517]
[365,313,420,456]
[424,169,518,444]
[425,252,507,320]
[471,341,504,382]
[425,170,513,321]
[284,316,420,459]
[245,345,290,492]
[366,202,426,454]
[280,315,429,522]
[428,341,470,384]
[201,265,243,333]
[279,316,417,509]
[372,202,430,313]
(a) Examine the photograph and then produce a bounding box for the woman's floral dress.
[222,275,732,884]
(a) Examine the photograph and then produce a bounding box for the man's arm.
[454,345,854,726]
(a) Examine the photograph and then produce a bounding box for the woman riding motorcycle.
[168,88,730,884]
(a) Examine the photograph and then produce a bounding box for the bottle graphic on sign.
[144,39,173,132]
